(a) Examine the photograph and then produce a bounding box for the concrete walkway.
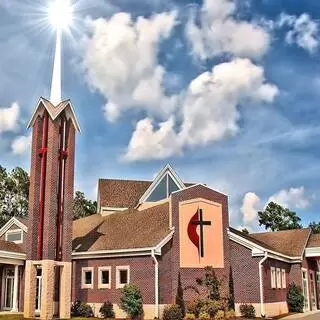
[282,310,320,319]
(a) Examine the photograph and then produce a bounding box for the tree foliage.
[196,266,221,300]
[73,191,97,220]
[175,272,185,316]
[309,221,320,234]
[287,283,304,313]
[120,284,144,319]
[0,166,29,226]
[258,201,302,231]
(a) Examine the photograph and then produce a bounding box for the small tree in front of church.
[196,266,221,300]
[120,284,144,319]
[175,272,185,316]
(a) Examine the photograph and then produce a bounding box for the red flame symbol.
[187,211,199,254]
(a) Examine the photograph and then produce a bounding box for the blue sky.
[1,0,320,230]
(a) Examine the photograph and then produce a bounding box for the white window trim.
[98,266,111,289]
[5,229,23,244]
[116,266,130,289]
[281,269,286,289]
[81,267,94,289]
[276,268,281,289]
[271,267,276,289]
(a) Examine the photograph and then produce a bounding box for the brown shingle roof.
[98,178,195,209]
[229,227,311,257]
[99,179,152,208]
[0,240,24,254]
[72,202,171,252]
[250,228,311,257]
[307,233,320,248]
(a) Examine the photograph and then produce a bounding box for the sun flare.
[48,0,73,30]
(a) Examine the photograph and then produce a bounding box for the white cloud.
[82,11,177,121]
[11,133,31,155]
[268,186,309,209]
[124,58,278,161]
[0,102,20,133]
[277,13,319,53]
[186,0,270,60]
[123,117,181,161]
[241,192,261,224]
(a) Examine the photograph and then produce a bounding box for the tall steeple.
[50,29,62,105]
[24,3,79,318]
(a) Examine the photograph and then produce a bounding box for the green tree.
[258,201,302,231]
[73,191,97,220]
[120,284,144,319]
[0,166,29,226]
[228,266,235,310]
[309,221,320,234]
[175,272,185,316]
[241,228,249,235]
[196,266,221,300]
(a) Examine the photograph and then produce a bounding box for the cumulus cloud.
[240,192,261,224]
[11,133,31,155]
[0,102,20,133]
[240,187,310,228]
[124,58,278,161]
[186,0,271,60]
[268,186,309,209]
[277,13,319,53]
[82,11,177,122]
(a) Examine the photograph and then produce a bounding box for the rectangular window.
[271,267,276,289]
[116,266,130,289]
[276,268,281,289]
[5,230,23,243]
[98,267,111,289]
[81,267,93,289]
[281,269,286,289]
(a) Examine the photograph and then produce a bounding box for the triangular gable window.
[146,173,180,202]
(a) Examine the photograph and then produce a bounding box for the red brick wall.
[72,256,155,304]
[171,185,231,302]
[229,240,260,303]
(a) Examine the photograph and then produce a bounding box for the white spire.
[50,28,62,105]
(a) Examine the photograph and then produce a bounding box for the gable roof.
[72,202,171,252]
[0,217,28,237]
[249,228,311,257]
[138,164,185,204]
[98,179,152,208]
[27,97,81,132]
[307,233,320,248]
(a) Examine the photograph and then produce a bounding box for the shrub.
[239,304,255,318]
[176,272,185,316]
[100,301,115,318]
[184,313,195,320]
[225,309,236,319]
[196,266,221,300]
[193,298,208,317]
[200,299,223,317]
[287,283,304,313]
[199,312,210,320]
[163,304,182,320]
[71,299,94,317]
[120,284,144,319]
[214,310,225,320]
[185,301,197,315]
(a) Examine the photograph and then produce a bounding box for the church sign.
[179,198,224,268]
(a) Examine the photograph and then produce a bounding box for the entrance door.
[35,268,42,313]
[310,272,317,310]
[4,268,14,310]
[302,270,310,312]
[317,272,320,309]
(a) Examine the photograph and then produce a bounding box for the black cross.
[192,208,211,257]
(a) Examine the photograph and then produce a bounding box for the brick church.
[0,19,320,320]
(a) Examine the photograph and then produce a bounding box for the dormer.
[0,217,28,244]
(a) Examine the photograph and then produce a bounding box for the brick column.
[59,262,72,319]
[23,261,37,318]
[40,260,55,319]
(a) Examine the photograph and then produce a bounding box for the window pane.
[120,270,128,284]
[6,231,22,242]
[146,176,167,202]
[85,271,92,284]
[168,175,179,196]
[101,270,109,284]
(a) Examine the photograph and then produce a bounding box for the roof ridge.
[99,178,152,183]
[251,227,310,236]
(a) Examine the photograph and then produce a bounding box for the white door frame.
[302,268,310,312]
[2,267,14,311]
[35,269,42,314]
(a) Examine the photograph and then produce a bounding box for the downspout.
[151,249,159,318]
[259,252,268,318]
